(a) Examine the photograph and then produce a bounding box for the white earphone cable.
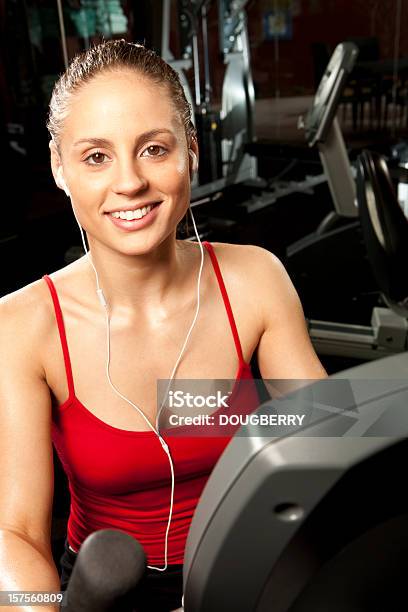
[71,198,203,573]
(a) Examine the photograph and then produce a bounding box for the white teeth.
[111,204,155,221]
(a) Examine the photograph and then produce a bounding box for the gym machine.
[183,351,408,611]
[161,0,259,197]
[161,0,331,239]
[287,42,408,361]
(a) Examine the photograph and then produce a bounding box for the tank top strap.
[202,241,245,364]
[42,275,75,399]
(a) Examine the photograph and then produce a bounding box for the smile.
[110,203,157,221]
[106,202,161,232]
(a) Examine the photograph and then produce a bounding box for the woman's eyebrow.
[72,129,175,149]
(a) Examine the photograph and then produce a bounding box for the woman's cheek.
[76,172,108,197]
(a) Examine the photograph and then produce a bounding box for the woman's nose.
[112,161,148,196]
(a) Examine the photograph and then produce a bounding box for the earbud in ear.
[189,149,198,173]
[57,166,70,197]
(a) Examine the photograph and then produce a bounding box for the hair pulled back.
[46,39,196,151]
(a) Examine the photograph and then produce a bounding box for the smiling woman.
[0,39,326,612]
[47,44,197,258]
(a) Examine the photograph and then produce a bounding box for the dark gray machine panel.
[183,352,408,611]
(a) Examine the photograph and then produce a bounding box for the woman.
[0,40,326,611]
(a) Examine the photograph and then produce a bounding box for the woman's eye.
[83,146,166,165]
[142,145,167,157]
[84,151,108,165]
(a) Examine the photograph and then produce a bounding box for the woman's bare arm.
[0,292,61,610]
[245,246,327,396]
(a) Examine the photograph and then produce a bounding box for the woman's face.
[51,69,198,255]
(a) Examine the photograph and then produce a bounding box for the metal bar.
[56,0,69,69]
[318,118,358,218]
[201,1,211,105]
[308,318,403,360]
[391,0,402,135]
[192,32,202,107]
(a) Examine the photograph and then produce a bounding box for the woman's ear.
[57,168,71,197]
[189,149,198,173]
[188,138,199,178]
[49,140,70,197]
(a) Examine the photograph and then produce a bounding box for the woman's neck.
[83,236,198,316]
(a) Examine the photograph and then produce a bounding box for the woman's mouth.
[106,202,161,231]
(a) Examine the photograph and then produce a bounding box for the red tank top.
[43,242,260,565]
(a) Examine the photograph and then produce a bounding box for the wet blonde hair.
[46,39,197,152]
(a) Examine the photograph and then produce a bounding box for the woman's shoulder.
[207,241,286,286]
[207,241,297,325]
[0,277,56,338]
[0,279,57,379]
[0,258,92,381]
[0,276,50,314]
[0,258,84,340]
